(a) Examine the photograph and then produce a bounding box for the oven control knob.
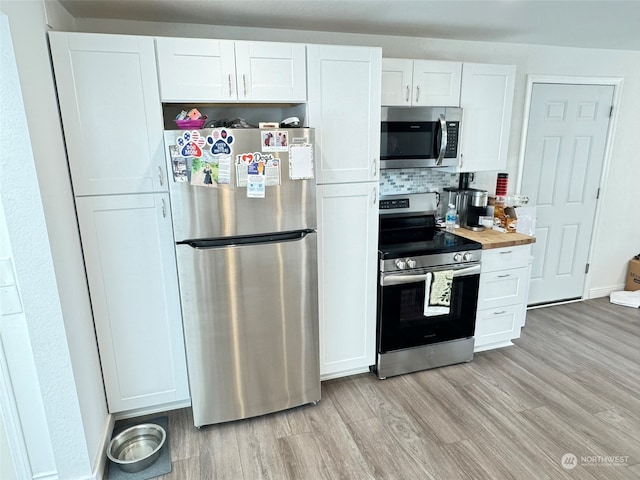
[395,259,407,269]
[453,252,462,262]
[463,252,473,261]
[407,259,417,268]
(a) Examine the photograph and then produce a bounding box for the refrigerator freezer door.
[165,128,316,240]
[176,231,320,426]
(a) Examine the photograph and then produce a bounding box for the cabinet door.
[459,63,516,172]
[481,244,531,273]
[235,41,306,102]
[49,32,166,196]
[474,305,520,351]
[155,37,236,102]
[412,60,462,106]
[381,58,413,106]
[477,266,529,311]
[307,45,382,184]
[316,183,378,378]
[75,194,189,413]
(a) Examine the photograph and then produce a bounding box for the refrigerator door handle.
[179,229,315,250]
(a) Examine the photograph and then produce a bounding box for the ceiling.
[58,0,640,52]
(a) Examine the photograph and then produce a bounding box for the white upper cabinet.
[307,45,382,184]
[382,58,462,107]
[155,37,306,102]
[49,32,166,196]
[155,38,236,102]
[458,63,516,172]
[234,41,306,101]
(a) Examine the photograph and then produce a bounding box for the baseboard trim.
[588,284,626,299]
[321,366,371,381]
[474,340,514,353]
[90,414,114,480]
[113,399,191,421]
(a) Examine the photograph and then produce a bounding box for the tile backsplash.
[379,168,457,196]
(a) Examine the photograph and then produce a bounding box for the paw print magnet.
[207,129,234,156]
[177,130,206,157]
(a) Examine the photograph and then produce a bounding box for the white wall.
[0,0,110,477]
[74,17,640,296]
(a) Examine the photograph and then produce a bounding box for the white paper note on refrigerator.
[289,144,314,180]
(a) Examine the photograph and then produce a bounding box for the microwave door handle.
[436,113,447,166]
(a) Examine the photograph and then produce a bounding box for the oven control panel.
[380,198,410,210]
[381,250,482,273]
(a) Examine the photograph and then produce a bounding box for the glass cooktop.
[378,229,482,260]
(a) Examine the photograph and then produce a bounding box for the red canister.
[495,173,508,196]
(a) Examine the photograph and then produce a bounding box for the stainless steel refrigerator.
[164,127,320,427]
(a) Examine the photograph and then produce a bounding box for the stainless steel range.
[373,192,482,379]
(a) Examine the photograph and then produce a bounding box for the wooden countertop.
[452,227,536,250]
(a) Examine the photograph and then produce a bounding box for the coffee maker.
[458,189,488,231]
[444,173,489,231]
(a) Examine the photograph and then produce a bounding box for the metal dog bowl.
[107,423,166,473]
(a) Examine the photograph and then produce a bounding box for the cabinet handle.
[497,274,511,278]
[493,310,507,315]
[161,199,167,218]
[405,85,410,102]
[228,73,232,97]
[372,186,377,206]
[415,85,420,103]
[371,158,377,178]
[243,74,247,97]
[158,166,164,186]
[499,250,513,254]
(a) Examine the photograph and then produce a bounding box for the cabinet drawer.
[481,245,531,273]
[477,266,528,310]
[474,304,520,348]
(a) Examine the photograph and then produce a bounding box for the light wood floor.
[147,297,639,479]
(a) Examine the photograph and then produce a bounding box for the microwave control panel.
[445,122,459,158]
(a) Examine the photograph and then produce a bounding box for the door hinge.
[596,187,600,199]
[585,263,590,274]
[609,105,614,117]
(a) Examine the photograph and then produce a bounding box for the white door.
[155,37,236,102]
[316,182,378,378]
[75,193,189,412]
[522,83,614,305]
[235,41,306,102]
[307,44,381,184]
[49,32,166,196]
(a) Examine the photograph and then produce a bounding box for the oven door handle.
[381,264,481,286]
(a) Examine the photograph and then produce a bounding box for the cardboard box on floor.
[626,256,640,291]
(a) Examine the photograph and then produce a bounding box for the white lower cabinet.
[75,193,189,413]
[474,244,532,352]
[316,183,378,379]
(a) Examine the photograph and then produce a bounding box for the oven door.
[377,263,480,353]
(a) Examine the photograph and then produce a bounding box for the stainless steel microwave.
[380,106,462,168]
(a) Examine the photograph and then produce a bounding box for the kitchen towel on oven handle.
[423,270,454,317]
